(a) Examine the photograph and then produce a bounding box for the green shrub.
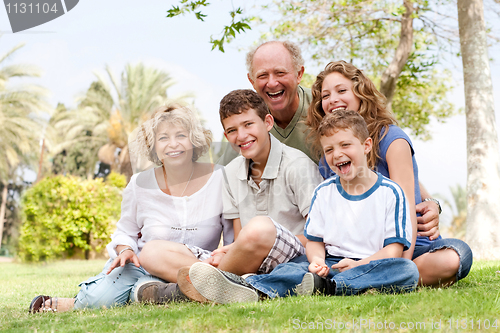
[105,171,127,189]
[18,175,123,262]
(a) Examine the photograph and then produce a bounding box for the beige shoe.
[177,266,209,303]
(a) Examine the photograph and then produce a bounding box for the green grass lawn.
[1,259,499,333]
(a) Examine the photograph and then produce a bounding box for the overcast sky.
[1,0,499,226]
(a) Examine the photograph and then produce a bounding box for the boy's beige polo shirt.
[222,134,323,236]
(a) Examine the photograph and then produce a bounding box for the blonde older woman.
[29,104,233,312]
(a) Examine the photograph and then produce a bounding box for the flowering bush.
[18,173,125,261]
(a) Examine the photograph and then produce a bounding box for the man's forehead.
[254,65,290,75]
[252,44,294,68]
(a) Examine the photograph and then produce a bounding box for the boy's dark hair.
[315,110,369,154]
[219,89,269,125]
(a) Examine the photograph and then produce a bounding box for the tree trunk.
[85,232,91,260]
[458,0,500,260]
[0,184,8,249]
[36,138,45,183]
[379,0,414,111]
[118,145,133,182]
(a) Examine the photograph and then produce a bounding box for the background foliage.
[18,172,125,262]
[263,0,457,138]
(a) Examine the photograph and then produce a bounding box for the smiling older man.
[218,41,316,164]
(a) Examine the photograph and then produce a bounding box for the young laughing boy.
[179,89,322,304]
[187,110,419,302]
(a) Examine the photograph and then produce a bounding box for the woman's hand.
[106,247,140,275]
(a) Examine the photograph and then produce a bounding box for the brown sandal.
[29,295,58,313]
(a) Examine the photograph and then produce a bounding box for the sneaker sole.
[177,266,209,303]
[296,272,314,296]
[189,263,258,304]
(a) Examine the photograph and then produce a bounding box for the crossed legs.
[139,240,202,283]
[413,238,473,287]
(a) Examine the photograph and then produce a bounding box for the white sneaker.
[189,263,259,304]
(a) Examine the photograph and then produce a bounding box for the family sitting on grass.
[29,41,473,313]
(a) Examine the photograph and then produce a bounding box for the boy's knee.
[238,216,276,251]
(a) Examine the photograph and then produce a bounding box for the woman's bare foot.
[40,297,74,312]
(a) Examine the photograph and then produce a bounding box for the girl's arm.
[385,139,417,259]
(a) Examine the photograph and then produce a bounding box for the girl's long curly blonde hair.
[306,61,397,169]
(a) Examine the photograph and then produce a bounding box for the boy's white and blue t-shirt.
[304,172,412,259]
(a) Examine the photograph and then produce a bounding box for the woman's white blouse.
[106,166,233,258]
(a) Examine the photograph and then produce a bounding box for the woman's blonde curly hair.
[131,104,212,165]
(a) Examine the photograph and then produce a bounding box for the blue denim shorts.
[412,238,473,281]
[74,259,148,309]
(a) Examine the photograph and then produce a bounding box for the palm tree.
[440,184,467,240]
[53,63,190,181]
[0,43,50,248]
[48,82,112,179]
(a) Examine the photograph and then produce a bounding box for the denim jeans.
[412,238,473,281]
[74,259,162,309]
[246,255,419,298]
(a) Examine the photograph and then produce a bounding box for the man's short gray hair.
[246,41,304,79]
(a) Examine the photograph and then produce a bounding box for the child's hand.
[309,261,329,277]
[331,258,359,272]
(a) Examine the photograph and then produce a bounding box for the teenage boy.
[187,110,419,303]
[178,89,322,304]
